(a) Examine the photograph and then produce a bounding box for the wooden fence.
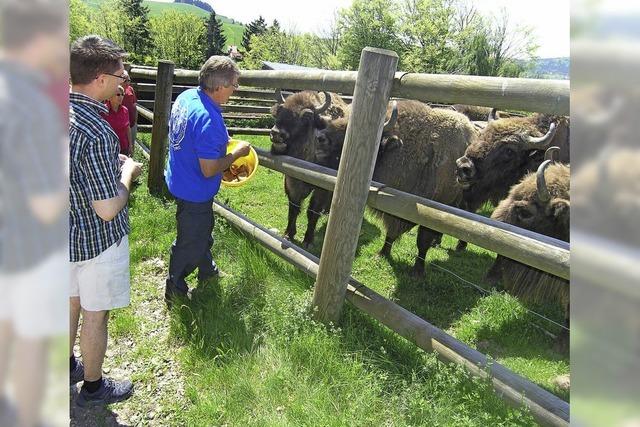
[128,53,570,426]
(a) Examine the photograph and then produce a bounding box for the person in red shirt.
[101,85,131,155]
[121,71,137,154]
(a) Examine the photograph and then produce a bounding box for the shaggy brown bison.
[456,113,570,214]
[315,100,477,276]
[488,158,570,352]
[269,90,349,248]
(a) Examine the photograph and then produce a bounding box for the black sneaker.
[76,377,133,407]
[70,357,84,385]
[165,281,189,308]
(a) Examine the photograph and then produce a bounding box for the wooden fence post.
[311,47,398,324]
[148,60,174,194]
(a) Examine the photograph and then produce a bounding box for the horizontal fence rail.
[137,124,271,136]
[254,148,569,280]
[130,67,569,115]
[213,201,570,427]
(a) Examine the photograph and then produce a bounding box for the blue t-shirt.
[165,88,229,202]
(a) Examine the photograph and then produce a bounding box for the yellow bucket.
[221,139,259,187]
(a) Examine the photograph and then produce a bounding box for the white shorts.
[0,250,68,338]
[70,236,131,312]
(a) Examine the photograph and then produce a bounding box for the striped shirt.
[69,92,128,262]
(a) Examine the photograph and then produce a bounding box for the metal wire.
[276,197,570,334]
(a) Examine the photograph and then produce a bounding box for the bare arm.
[92,158,142,221]
[199,141,251,178]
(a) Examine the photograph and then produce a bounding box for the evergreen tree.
[270,19,281,33]
[242,15,267,52]
[204,10,227,57]
[119,0,153,57]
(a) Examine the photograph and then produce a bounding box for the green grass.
[102,133,569,425]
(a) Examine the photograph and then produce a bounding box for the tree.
[69,0,93,43]
[92,0,127,49]
[337,0,401,70]
[456,8,538,77]
[119,0,154,59]
[242,30,311,70]
[151,10,206,69]
[204,10,227,57]
[270,19,281,34]
[399,0,458,73]
[242,16,267,52]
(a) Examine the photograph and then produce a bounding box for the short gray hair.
[199,56,240,91]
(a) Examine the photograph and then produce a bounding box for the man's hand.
[231,141,251,159]
[92,158,142,222]
[122,157,143,182]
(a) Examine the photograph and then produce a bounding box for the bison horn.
[314,91,332,114]
[274,88,286,104]
[524,122,557,148]
[383,100,398,132]
[536,160,552,203]
[488,108,499,122]
[544,146,560,162]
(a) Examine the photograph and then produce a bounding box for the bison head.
[455,115,558,202]
[269,90,333,156]
[315,100,400,167]
[491,159,570,241]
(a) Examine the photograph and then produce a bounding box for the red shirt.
[101,102,130,154]
[122,85,137,125]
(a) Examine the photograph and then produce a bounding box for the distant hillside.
[522,57,570,80]
[82,0,245,47]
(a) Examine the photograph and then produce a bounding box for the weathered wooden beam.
[138,125,272,136]
[312,47,398,324]
[137,99,271,114]
[212,200,569,427]
[148,60,173,194]
[130,66,569,114]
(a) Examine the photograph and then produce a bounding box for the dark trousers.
[166,197,218,293]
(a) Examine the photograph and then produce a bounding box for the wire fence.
[227,194,569,337]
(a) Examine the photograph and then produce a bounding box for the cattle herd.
[268,89,570,353]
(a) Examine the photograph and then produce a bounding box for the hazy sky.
[152,0,570,58]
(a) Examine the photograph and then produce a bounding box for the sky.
[150,0,570,58]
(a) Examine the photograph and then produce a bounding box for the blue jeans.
[166,197,218,293]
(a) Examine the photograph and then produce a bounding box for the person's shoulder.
[120,105,129,115]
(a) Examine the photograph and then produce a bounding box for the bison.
[488,155,570,353]
[455,113,570,214]
[315,100,477,276]
[269,90,349,248]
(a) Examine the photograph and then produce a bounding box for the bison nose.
[270,126,281,142]
[456,157,476,180]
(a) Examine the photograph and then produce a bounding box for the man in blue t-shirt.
[165,56,250,303]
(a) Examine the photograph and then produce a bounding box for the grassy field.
[71,133,569,425]
[82,0,245,47]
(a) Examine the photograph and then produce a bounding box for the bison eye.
[515,205,535,221]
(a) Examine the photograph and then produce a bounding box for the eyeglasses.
[103,72,128,81]
[116,94,124,97]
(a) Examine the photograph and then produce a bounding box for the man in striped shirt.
[69,35,142,407]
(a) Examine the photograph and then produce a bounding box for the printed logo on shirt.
[169,98,188,151]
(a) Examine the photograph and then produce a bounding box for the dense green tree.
[270,19,281,34]
[399,0,457,73]
[151,10,206,69]
[204,10,227,57]
[69,0,93,43]
[337,0,401,70]
[242,15,267,52]
[119,0,154,58]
